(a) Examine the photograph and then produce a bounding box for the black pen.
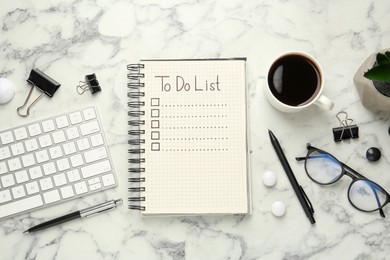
[268,130,315,224]
[23,199,123,233]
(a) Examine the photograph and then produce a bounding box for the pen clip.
[300,185,315,214]
[80,199,123,218]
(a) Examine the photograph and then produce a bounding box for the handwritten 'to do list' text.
[155,75,221,92]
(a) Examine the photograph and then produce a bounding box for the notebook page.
[141,59,249,214]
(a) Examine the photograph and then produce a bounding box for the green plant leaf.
[364,64,390,82]
[376,53,390,65]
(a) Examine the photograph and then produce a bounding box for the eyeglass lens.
[305,150,342,184]
[305,150,388,212]
[349,180,387,211]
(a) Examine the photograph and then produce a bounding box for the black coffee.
[268,54,321,106]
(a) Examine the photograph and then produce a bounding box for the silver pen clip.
[80,199,123,218]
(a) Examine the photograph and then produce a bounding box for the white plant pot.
[353,48,390,111]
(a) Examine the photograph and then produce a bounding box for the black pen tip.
[268,129,276,139]
[23,230,28,234]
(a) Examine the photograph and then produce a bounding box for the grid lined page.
[141,59,249,215]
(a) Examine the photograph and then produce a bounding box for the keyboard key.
[21,154,35,167]
[89,183,102,191]
[43,190,60,204]
[1,174,15,188]
[11,185,26,199]
[102,173,116,187]
[67,169,81,182]
[14,170,29,183]
[63,142,77,155]
[8,158,22,171]
[55,115,69,129]
[38,134,53,148]
[84,147,107,163]
[25,181,40,195]
[25,138,39,152]
[74,181,88,195]
[53,173,67,186]
[81,160,111,178]
[60,185,74,199]
[29,166,43,179]
[49,146,63,159]
[36,150,49,163]
[66,127,80,140]
[0,162,7,175]
[40,177,54,191]
[14,127,28,141]
[69,111,83,125]
[88,177,100,185]
[52,130,66,144]
[28,123,42,137]
[82,107,96,121]
[80,120,100,136]
[41,119,55,133]
[42,162,56,175]
[56,158,70,172]
[77,138,90,151]
[0,131,14,145]
[90,133,104,147]
[0,146,11,160]
[0,195,43,219]
[0,189,12,203]
[70,154,83,167]
[11,142,25,156]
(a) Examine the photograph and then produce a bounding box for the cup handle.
[314,95,334,110]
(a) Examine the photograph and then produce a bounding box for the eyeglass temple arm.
[379,208,385,218]
[295,144,319,161]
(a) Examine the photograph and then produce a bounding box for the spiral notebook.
[128,58,251,215]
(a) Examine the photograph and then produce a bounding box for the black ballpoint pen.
[23,199,123,233]
[268,130,315,224]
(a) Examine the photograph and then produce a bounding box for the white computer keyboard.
[0,107,117,220]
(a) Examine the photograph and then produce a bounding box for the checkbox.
[151,131,160,140]
[151,120,160,128]
[151,98,160,106]
[151,142,160,151]
[151,109,160,118]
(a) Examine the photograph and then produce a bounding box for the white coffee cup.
[264,52,334,113]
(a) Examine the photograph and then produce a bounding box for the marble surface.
[1,0,390,259]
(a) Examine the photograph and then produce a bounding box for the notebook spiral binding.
[127,64,146,211]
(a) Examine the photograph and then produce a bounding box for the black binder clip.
[332,111,359,142]
[77,73,101,95]
[17,69,61,117]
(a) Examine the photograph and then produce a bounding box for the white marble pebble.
[262,171,277,187]
[0,78,15,104]
[272,201,286,217]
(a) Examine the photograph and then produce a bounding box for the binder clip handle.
[332,111,359,142]
[17,69,61,117]
[77,73,101,95]
[16,87,45,117]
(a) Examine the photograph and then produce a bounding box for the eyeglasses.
[296,144,390,218]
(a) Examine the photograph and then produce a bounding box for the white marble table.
[1,1,390,259]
